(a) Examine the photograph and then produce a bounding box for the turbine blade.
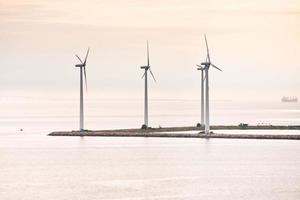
[147,41,150,66]
[211,64,222,71]
[141,71,146,79]
[196,64,204,70]
[204,35,211,63]
[75,55,83,64]
[196,65,205,70]
[84,66,88,91]
[149,69,157,82]
[84,48,90,65]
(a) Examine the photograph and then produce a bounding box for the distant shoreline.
[48,125,300,140]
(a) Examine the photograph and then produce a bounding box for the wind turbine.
[200,35,222,135]
[140,41,156,129]
[75,48,89,131]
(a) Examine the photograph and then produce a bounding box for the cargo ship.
[281,96,298,102]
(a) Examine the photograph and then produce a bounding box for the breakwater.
[48,125,300,140]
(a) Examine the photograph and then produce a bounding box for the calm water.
[1,99,300,199]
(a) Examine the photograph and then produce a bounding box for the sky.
[0,0,300,101]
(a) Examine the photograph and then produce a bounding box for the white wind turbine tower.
[200,35,222,135]
[75,48,89,131]
[140,41,156,129]
[195,64,205,127]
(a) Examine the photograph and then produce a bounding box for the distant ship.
[281,96,298,103]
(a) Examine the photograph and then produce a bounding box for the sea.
[1,98,300,199]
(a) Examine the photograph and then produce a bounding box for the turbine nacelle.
[75,64,85,68]
[200,63,222,72]
[201,62,210,66]
[140,66,150,70]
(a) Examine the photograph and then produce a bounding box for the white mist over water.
[0,98,299,134]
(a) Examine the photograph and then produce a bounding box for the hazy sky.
[1,0,300,100]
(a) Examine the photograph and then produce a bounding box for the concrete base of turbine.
[199,130,214,135]
[141,124,148,130]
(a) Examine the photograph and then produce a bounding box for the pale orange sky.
[0,0,300,100]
